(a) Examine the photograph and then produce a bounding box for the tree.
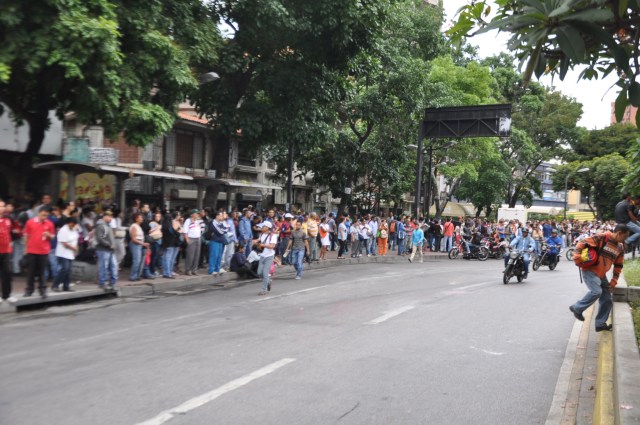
[286,0,445,213]
[551,154,630,220]
[568,123,640,161]
[448,1,640,124]
[0,0,220,196]
[190,0,394,205]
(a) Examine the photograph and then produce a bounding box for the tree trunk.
[10,108,50,198]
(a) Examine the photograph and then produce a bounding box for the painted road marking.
[135,358,296,425]
[366,306,415,325]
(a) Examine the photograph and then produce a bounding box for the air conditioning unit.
[166,165,175,173]
[206,169,217,178]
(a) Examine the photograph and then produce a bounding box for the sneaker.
[408,258,412,263]
[220,269,227,274]
[569,306,585,322]
[63,288,76,292]
[267,280,272,292]
[596,324,613,332]
[51,286,61,292]
[295,276,301,280]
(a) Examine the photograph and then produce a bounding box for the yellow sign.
[59,172,115,202]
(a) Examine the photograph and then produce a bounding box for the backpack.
[389,221,396,233]
[203,220,213,241]
[574,235,608,268]
[380,228,388,239]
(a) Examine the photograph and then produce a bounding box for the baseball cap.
[103,210,114,216]
[190,209,199,215]
[284,213,294,219]
[261,221,273,229]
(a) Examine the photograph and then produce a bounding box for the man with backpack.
[569,224,629,332]
[94,211,118,291]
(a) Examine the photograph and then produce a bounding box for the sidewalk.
[0,245,449,311]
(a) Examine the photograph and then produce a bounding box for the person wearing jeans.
[569,224,628,331]
[208,211,227,275]
[256,221,278,294]
[0,200,14,301]
[442,218,454,252]
[53,217,79,291]
[161,212,182,279]
[129,213,149,281]
[94,212,118,290]
[286,220,310,279]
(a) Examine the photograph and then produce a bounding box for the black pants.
[338,239,346,257]
[26,254,48,295]
[0,253,12,299]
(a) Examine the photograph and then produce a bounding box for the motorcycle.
[503,249,528,284]
[449,239,489,260]
[532,242,561,271]
[483,237,507,259]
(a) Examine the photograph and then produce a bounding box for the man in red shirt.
[23,206,55,298]
[0,200,13,302]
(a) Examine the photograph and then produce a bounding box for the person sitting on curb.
[569,223,628,332]
[230,245,259,279]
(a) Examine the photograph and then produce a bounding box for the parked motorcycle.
[449,241,489,260]
[532,242,561,271]
[483,237,507,259]
[503,249,528,284]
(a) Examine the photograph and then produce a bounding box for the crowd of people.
[0,193,638,300]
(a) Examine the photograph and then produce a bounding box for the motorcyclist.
[461,220,474,255]
[504,228,536,279]
[546,229,563,264]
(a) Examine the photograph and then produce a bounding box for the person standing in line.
[23,206,55,298]
[328,213,336,251]
[257,221,278,295]
[286,219,310,279]
[52,217,79,292]
[0,200,15,302]
[94,211,119,291]
[239,209,254,257]
[350,219,361,258]
[182,209,202,276]
[161,212,182,279]
[337,216,348,259]
[569,224,629,332]
[442,217,454,252]
[207,210,227,276]
[397,218,405,255]
[377,218,389,256]
[110,208,126,269]
[360,218,371,257]
[306,213,319,261]
[408,222,424,263]
[278,213,293,265]
[128,212,149,281]
[318,216,331,260]
[221,211,237,272]
[388,216,397,252]
[367,216,378,256]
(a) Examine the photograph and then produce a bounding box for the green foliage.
[448,0,640,125]
[623,137,640,194]
[552,154,630,220]
[569,124,640,161]
[0,0,221,156]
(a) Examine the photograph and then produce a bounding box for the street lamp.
[550,167,590,220]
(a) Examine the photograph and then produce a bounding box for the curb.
[613,303,640,424]
[118,253,449,298]
[594,327,615,425]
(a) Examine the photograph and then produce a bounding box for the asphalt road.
[0,256,588,425]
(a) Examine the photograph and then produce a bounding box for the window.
[173,130,205,168]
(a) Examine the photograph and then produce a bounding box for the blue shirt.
[510,235,536,251]
[412,228,424,245]
[546,235,563,254]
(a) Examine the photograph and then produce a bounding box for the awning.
[193,177,280,190]
[34,161,194,181]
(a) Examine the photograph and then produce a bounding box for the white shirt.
[259,232,279,258]
[55,225,79,260]
[183,218,202,239]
